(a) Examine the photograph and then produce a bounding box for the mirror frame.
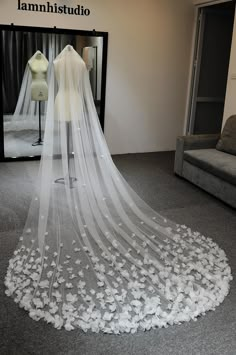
[0,24,108,162]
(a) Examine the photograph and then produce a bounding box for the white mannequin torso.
[28,51,49,101]
[54,45,85,122]
[82,47,95,72]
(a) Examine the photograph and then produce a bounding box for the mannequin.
[28,51,49,145]
[54,45,81,122]
[82,46,95,71]
[28,51,49,101]
[53,45,80,187]
[82,46,97,100]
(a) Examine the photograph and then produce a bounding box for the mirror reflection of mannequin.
[28,50,49,101]
[82,46,95,72]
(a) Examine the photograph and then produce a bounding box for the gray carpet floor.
[0,152,235,355]
[4,130,44,158]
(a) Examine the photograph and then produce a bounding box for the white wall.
[223,6,236,125]
[0,0,195,154]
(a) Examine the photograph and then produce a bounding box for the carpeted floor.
[4,130,44,158]
[0,152,235,355]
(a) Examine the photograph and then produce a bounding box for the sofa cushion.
[184,149,236,185]
[216,115,236,155]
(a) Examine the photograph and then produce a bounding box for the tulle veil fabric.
[5,45,232,333]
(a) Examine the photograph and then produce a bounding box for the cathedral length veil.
[5,45,232,333]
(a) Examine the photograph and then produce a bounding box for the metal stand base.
[54,176,77,189]
[54,122,77,189]
[32,138,43,146]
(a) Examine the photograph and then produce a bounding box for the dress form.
[28,51,49,101]
[53,45,83,187]
[82,46,95,71]
[54,45,84,122]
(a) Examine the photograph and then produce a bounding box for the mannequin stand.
[32,101,43,146]
[55,122,77,189]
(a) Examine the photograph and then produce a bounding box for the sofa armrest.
[177,134,220,150]
[174,134,220,176]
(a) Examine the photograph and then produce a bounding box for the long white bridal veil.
[5,45,232,333]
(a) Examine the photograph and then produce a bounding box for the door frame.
[184,0,235,135]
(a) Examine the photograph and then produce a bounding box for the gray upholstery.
[182,161,236,208]
[174,120,236,208]
[216,115,236,155]
[184,149,236,185]
[174,134,220,176]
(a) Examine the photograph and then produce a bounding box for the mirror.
[0,25,108,160]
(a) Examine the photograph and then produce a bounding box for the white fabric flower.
[39,280,49,288]
[65,283,73,289]
[66,293,78,303]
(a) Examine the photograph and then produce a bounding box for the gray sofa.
[174,116,236,208]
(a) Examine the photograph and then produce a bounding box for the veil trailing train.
[5,45,232,333]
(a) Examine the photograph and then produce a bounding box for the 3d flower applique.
[65,283,73,289]
[42,293,50,305]
[96,292,104,299]
[57,277,65,284]
[78,281,86,289]
[65,322,74,331]
[91,256,99,264]
[44,312,56,325]
[52,290,62,302]
[39,280,50,288]
[112,282,119,288]
[30,272,40,281]
[97,281,105,287]
[33,298,44,309]
[109,304,117,312]
[78,270,84,278]
[66,293,78,303]
[49,302,59,314]
[107,270,115,277]
[103,312,114,321]
[18,294,32,310]
[51,261,56,267]
[112,241,118,248]
[29,309,43,321]
[84,295,92,302]
[47,271,54,278]
[57,265,63,272]
[54,315,64,329]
